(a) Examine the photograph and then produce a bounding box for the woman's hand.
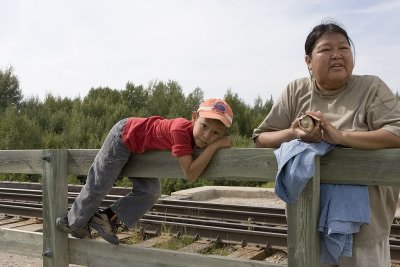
[306,111,400,149]
[306,111,342,145]
[291,116,322,143]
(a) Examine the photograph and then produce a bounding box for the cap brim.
[199,111,231,128]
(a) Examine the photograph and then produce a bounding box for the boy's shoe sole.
[56,215,89,239]
[89,212,119,245]
[56,216,72,233]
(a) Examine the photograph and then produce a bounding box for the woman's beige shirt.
[253,75,400,245]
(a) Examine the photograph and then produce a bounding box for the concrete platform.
[166,186,285,208]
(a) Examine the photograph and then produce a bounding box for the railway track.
[1,182,400,264]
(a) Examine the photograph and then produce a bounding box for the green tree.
[148,80,186,118]
[75,87,130,148]
[224,89,252,136]
[0,66,23,112]
[184,87,204,119]
[165,80,186,118]
[122,81,150,117]
[0,106,41,149]
[251,95,274,130]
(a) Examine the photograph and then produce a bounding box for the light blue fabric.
[274,139,333,203]
[273,139,370,265]
[318,184,370,264]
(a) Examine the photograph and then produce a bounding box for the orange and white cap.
[197,98,234,128]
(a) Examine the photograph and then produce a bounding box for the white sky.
[1,0,399,105]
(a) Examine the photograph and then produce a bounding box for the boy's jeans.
[68,119,161,232]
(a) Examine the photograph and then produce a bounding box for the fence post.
[42,149,69,267]
[286,156,320,267]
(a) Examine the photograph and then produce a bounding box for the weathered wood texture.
[1,148,399,184]
[68,238,285,267]
[320,148,400,184]
[67,148,279,181]
[0,228,42,257]
[0,228,286,267]
[42,150,69,267]
[287,158,320,266]
[0,150,43,174]
[0,148,399,267]
[0,229,285,267]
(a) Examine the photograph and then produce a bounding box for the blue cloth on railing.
[273,139,370,265]
[318,184,370,264]
[274,139,333,203]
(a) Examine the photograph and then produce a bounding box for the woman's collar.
[312,77,352,97]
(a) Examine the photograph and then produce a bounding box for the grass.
[123,229,145,245]
[201,243,236,256]
[153,235,197,250]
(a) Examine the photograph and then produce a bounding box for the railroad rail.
[0,184,287,250]
[1,183,400,263]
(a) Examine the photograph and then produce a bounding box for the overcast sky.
[1,0,399,105]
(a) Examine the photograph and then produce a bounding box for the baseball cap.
[197,98,234,128]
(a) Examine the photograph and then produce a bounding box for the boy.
[56,98,233,245]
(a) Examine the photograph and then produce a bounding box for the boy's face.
[192,113,226,148]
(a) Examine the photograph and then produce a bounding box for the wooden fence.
[0,148,399,267]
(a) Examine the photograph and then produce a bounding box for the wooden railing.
[0,148,399,267]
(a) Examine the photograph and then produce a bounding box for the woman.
[253,21,400,267]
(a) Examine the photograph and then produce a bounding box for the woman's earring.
[307,67,313,77]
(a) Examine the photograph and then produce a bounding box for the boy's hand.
[212,136,233,149]
[178,136,232,182]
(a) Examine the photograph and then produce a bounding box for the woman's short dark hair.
[305,20,355,56]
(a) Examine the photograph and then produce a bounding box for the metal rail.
[1,183,400,263]
[0,186,288,251]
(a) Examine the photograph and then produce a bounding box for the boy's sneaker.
[56,215,89,239]
[89,212,120,245]
[56,216,72,233]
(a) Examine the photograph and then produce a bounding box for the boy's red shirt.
[122,116,195,157]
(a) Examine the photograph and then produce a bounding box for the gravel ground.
[0,253,41,267]
[0,252,82,267]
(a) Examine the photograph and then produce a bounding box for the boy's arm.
[177,136,232,182]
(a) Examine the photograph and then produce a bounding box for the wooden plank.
[66,148,400,184]
[67,148,278,181]
[116,232,133,240]
[0,228,42,258]
[17,222,44,232]
[227,245,267,260]
[42,149,69,267]
[287,157,320,267]
[67,149,97,176]
[1,218,38,229]
[0,228,284,267]
[321,148,400,185]
[177,239,214,253]
[138,234,175,248]
[67,237,284,267]
[0,150,43,174]
[0,217,21,226]
[0,148,399,184]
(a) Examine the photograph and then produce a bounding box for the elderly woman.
[253,21,400,267]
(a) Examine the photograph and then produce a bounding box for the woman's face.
[305,32,354,91]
